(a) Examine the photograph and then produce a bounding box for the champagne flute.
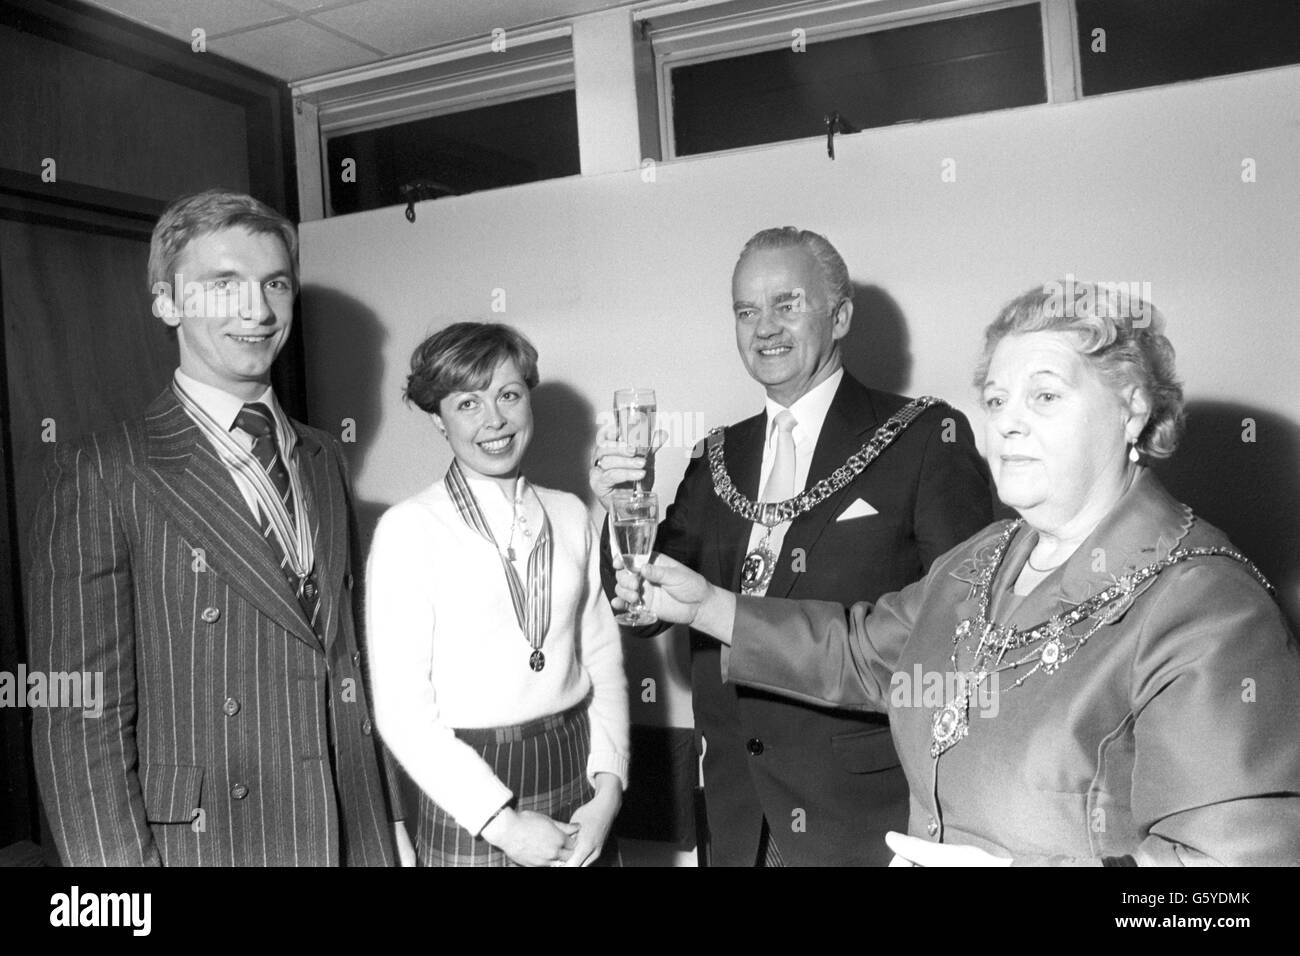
[611,490,658,626]
[614,388,656,492]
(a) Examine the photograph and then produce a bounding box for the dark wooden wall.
[0,0,299,856]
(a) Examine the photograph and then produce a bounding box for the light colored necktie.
[762,410,798,502]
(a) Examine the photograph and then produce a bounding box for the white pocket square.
[837,498,879,521]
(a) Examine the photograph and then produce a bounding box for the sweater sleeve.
[575,511,631,789]
[365,504,514,836]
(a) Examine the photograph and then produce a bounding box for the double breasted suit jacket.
[603,372,993,865]
[28,387,402,866]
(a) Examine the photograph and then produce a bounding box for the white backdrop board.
[300,64,1300,732]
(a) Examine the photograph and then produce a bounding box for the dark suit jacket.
[27,387,403,866]
[602,372,993,865]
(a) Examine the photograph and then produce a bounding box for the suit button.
[746,738,764,756]
[231,783,249,800]
[201,606,221,624]
[926,818,939,837]
[361,718,373,737]
[222,697,240,717]
[344,573,353,589]
[352,651,361,667]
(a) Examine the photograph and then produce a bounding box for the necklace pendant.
[506,546,516,561]
[529,649,545,672]
[741,541,778,595]
[930,699,970,758]
[1039,638,1063,674]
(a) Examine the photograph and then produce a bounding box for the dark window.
[1078,0,1300,95]
[670,4,1046,157]
[326,90,580,216]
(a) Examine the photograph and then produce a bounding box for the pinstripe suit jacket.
[27,386,403,866]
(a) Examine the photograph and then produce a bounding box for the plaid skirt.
[416,702,597,867]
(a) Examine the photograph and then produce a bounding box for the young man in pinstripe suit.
[27,190,414,866]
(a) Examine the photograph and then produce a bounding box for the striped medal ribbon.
[445,460,553,672]
[170,380,315,582]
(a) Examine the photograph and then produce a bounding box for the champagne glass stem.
[629,569,645,616]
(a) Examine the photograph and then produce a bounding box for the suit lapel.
[767,376,880,599]
[293,427,346,651]
[135,390,321,651]
[716,414,765,592]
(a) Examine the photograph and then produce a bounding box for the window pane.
[1078,0,1300,95]
[670,4,1046,157]
[326,90,580,216]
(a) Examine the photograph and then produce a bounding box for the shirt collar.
[764,366,843,448]
[174,369,298,455]
[461,469,528,506]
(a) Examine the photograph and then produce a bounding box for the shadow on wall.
[528,381,598,504]
[1150,401,1300,630]
[841,283,913,395]
[526,381,695,747]
[299,285,389,548]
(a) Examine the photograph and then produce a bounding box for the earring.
[1128,444,1140,463]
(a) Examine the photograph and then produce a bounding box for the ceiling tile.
[265,0,363,12]
[81,0,645,81]
[309,0,476,55]
[311,0,634,56]
[208,19,377,80]
[87,0,292,40]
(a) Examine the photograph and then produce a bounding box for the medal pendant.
[1039,638,1063,674]
[529,649,545,672]
[930,699,970,758]
[953,619,971,644]
[741,543,777,595]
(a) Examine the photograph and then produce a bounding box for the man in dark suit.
[27,190,412,866]
[591,227,992,865]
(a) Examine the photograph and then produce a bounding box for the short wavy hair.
[148,189,298,294]
[974,280,1185,459]
[735,227,853,307]
[405,322,540,415]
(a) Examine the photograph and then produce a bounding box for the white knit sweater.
[366,473,629,836]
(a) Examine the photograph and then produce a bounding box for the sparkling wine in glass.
[612,490,658,626]
[614,388,656,492]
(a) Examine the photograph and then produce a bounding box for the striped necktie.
[234,402,319,630]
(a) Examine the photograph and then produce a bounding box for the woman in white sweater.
[367,322,629,867]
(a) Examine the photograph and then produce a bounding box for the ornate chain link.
[708,395,945,527]
[930,516,1275,758]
